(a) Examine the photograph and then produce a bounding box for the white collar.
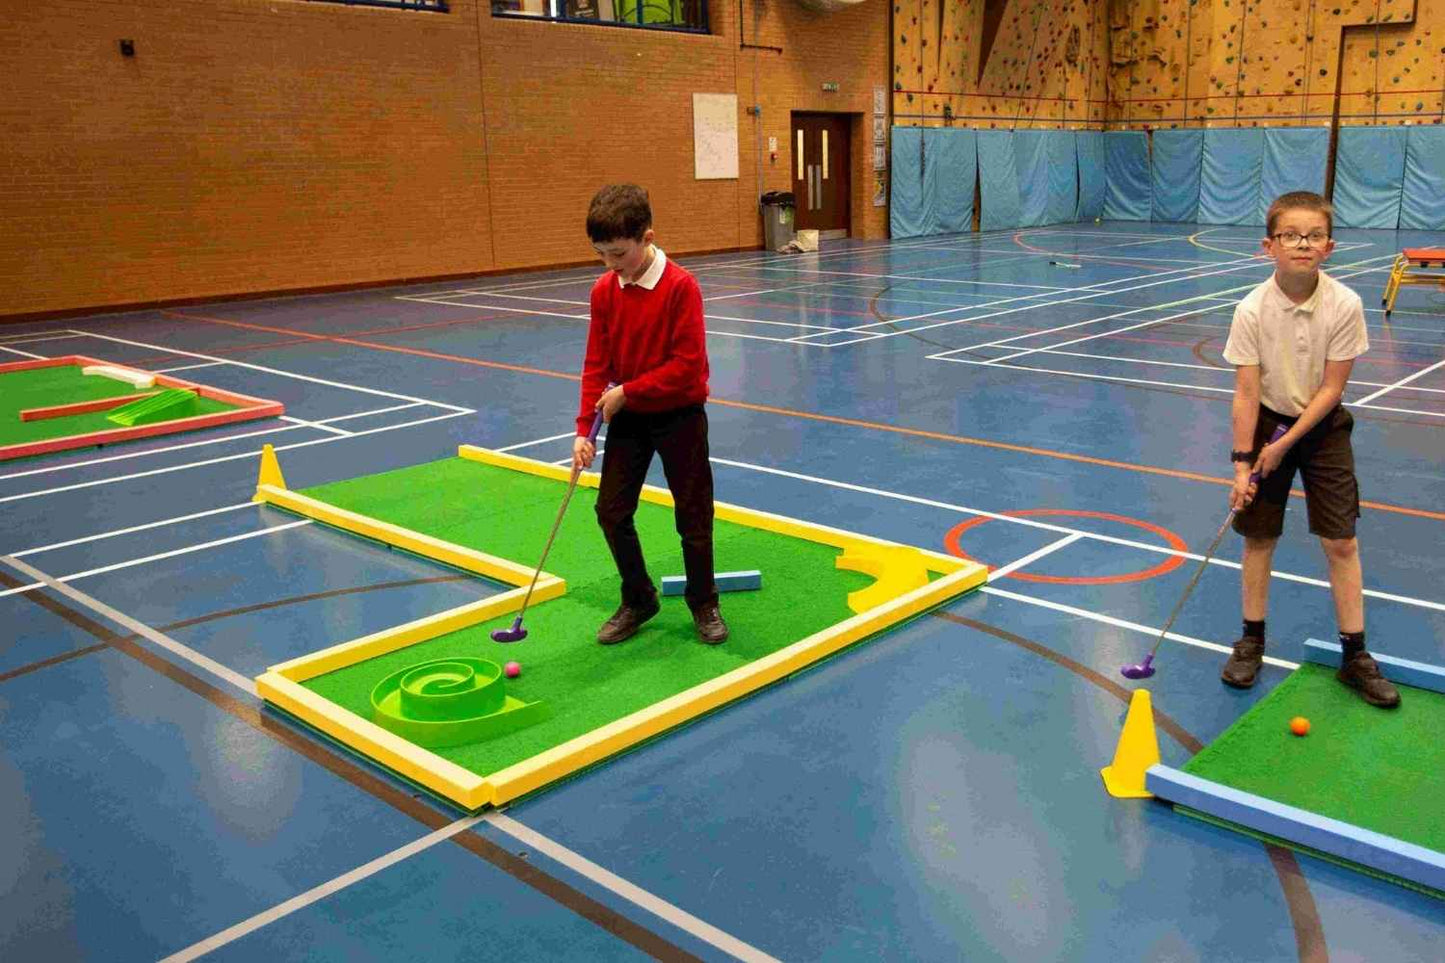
[1269,272,1323,313]
[618,246,666,289]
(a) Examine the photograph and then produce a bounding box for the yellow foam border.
[257,446,986,810]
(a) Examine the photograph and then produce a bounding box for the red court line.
[945,510,1189,585]
[163,310,1445,523]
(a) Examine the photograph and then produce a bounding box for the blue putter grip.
[1248,424,1289,484]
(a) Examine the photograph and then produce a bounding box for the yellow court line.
[1187,227,1264,259]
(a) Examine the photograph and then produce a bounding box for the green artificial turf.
[0,365,237,446]
[297,456,911,777]
[1182,663,1445,854]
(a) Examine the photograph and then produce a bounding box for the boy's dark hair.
[586,184,652,243]
[1266,190,1333,237]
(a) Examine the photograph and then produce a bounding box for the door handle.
[807,165,815,211]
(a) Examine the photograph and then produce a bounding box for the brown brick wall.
[2,0,889,317]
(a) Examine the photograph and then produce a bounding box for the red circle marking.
[945,509,1189,585]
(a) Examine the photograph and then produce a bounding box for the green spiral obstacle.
[369,657,546,748]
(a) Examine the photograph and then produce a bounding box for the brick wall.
[2,0,889,317]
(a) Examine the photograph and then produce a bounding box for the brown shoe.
[692,602,729,645]
[596,598,659,645]
[1337,651,1402,708]
[1221,636,1265,688]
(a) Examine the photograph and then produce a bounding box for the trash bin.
[760,191,796,251]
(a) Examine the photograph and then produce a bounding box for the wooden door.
[791,113,851,235]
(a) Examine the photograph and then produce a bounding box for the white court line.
[793,253,1275,347]
[280,414,353,437]
[920,253,1394,357]
[485,812,784,963]
[157,815,486,963]
[12,502,256,557]
[0,554,260,696]
[0,344,46,359]
[495,430,581,452]
[979,585,1301,671]
[0,332,84,345]
[0,522,313,599]
[0,402,425,482]
[982,258,1400,365]
[70,330,474,412]
[0,410,472,505]
[154,361,225,373]
[1353,357,1445,406]
[704,314,837,331]
[989,534,1083,580]
[933,355,1445,419]
[981,346,1445,394]
[708,456,1445,614]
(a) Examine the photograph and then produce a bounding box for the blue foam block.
[661,570,762,597]
[1146,765,1445,893]
[1302,638,1445,695]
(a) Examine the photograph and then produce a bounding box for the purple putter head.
[1120,653,1156,680]
[490,616,527,644]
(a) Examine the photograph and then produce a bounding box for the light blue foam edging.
[1146,765,1445,893]
[662,570,763,596]
[1301,638,1445,694]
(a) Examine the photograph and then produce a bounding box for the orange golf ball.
[1289,716,1310,737]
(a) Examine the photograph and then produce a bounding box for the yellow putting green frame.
[254,445,987,811]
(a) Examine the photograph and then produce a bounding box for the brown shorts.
[1233,405,1360,540]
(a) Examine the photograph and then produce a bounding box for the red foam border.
[0,355,284,461]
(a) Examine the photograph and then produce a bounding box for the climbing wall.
[896,0,1444,130]
[893,0,1108,128]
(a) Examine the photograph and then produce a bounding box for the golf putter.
[491,389,611,643]
[1121,423,1289,679]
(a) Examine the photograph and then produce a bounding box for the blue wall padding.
[1260,127,1329,222]
[977,130,1023,231]
[925,128,977,234]
[1103,131,1151,221]
[1199,128,1265,225]
[1043,131,1080,225]
[1150,129,1203,222]
[1076,132,1106,220]
[1332,127,1407,229]
[1014,131,1052,227]
[889,127,926,238]
[1400,126,1445,230]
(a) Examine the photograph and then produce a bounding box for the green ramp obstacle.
[106,388,198,426]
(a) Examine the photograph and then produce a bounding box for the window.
[492,0,708,33]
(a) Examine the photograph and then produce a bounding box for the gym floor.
[3,222,1443,961]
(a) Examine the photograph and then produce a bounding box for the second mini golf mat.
[1174,662,1445,898]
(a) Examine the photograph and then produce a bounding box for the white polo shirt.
[1222,271,1369,416]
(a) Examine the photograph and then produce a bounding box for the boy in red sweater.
[572,184,727,645]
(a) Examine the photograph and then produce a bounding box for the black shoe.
[596,598,660,645]
[1337,651,1402,708]
[1221,636,1265,688]
[692,602,729,645]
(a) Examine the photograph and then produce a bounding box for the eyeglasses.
[1271,231,1331,248]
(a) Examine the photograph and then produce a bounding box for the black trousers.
[595,405,717,610]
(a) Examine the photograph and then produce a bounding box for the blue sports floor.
[3,223,1444,961]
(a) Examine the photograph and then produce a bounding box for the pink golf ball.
[504,661,521,679]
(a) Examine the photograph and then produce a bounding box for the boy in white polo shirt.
[1219,191,1399,708]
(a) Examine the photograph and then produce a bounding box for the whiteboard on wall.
[692,93,739,180]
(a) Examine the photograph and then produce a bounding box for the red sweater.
[575,258,710,435]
